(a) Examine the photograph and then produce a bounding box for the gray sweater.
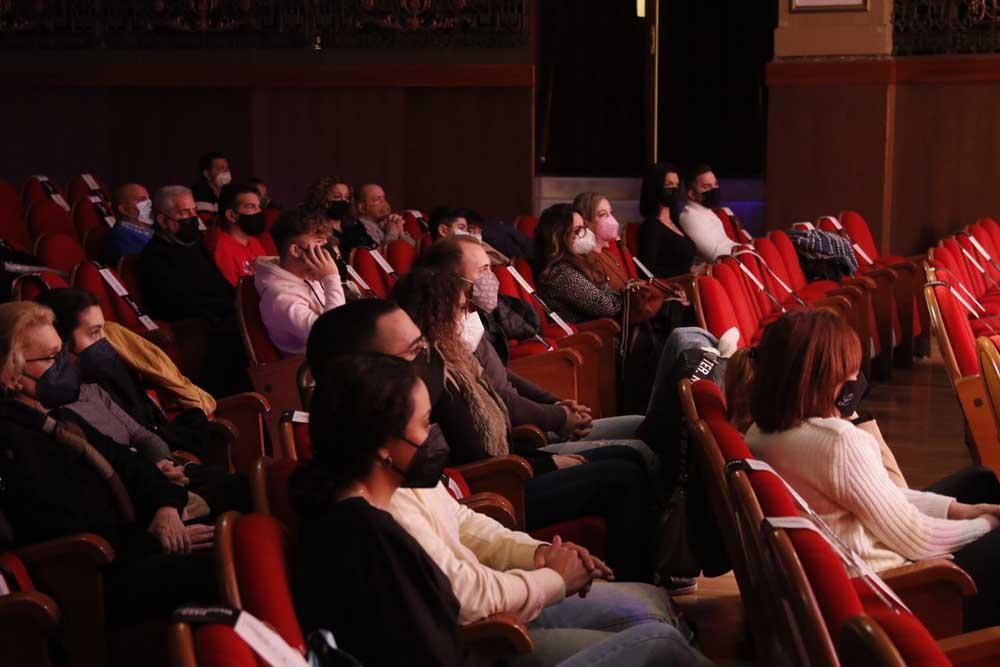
[473,339,567,435]
[64,384,173,462]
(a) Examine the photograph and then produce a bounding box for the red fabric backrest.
[0,179,23,218]
[752,239,795,302]
[970,221,1000,261]
[769,230,809,291]
[944,237,986,298]
[0,552,35,592]
[930,270,978,377]
[695,274,748,347]
[714,207,743,243]
[443,468,472,500]
[231,514,305,652]
[402,212,425,240]
[66,174,110,206]
[237,278,282,364]
[691,378,727,422]
[786,528,866,634]
[839,210,881,263]
[515,215,538,239]
[71,261,120,324]
[27,200,76,240]
[956,233,999,289]
[349,248,391,298]
[14,272,68,301]
[72,197,111,238]
[82,224,110,261]
[79,262,146,330]
[512,258,548,322]
[0,206,32,251]
[720,256,772,320]
[867,607,950,667]
[816,216,839,235]
[416,232,433,255]
[21,176,65,208]
[35,232,86,274]
[624,223,640,257]
[385,239,417,276]
[118,255,144,306]
[494,265,521,299]
[712,262,762,343]
[292,421,312,461]
[192,624,262,667]
[257,232,278,257]
[981,217,1000,253]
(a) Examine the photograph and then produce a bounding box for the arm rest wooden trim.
[939,626,1000,665]
[249,457,272,516]
[0,590,60,667]
[837,615,906,667]
[461,613,533,660]
[167,621,197,667]
[215,391,271,416]
[202,418,237,471]
[214,392,271,474]
[510,348,582,405]
[16,533,114,568]
[881,559,976,638]
[459,492,519,530]
[556,329,616,418]
[511,424,549,450]
[955,375,1000,471]
[215,512,242,609]
[454,455,533,529]
[573,317,621,338]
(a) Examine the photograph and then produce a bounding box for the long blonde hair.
[0,302,55,390]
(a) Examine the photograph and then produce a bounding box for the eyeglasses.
[572,227,588,239]
[24,353,59,363]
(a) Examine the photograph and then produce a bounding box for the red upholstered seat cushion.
[515,215,538,239]
[531,517,607,560]
[231,514,305,652]
[929,274,979,377]
[840,210,882,264]
[701,268,754,346]
[192,624,262,667]
[350,248,393,298]
[385,239,417,276]
[35,232,86,274]
[27,199,76,240]
[237,277,282,364]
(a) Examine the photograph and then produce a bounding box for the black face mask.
[835,372,869,418]
[393,424,449,488]
[237,211,266,236]
[27,352,81,408]
[659,187,677,208]
[699,187,722,209]
[77,337,120,381]
[327,200,350,221]
[175,216,201,244]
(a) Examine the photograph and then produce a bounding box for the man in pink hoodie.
[254,210,346,356]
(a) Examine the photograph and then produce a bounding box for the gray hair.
[152,185,193,220]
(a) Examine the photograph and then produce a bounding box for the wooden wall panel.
[765,84,890,243]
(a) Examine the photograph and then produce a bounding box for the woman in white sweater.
[737,310,1000,631]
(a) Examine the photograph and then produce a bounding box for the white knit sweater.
[388,483,566,625]
[678,202,738,261]
[746,417,992,572]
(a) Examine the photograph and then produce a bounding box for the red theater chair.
[21,175,68,211]
[514,215,538,239]
[624,222,641,257]
[66,173,111,206]
[714,206,753,244]
[27,199,76,240]
[384,238,417,275]
[168,622,261,667]
[0,551,60,667]
[348,247,395,298]
[11,271,70,301]
[34,232,86,275]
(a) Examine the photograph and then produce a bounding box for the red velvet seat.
[700,264,758,346]
[72,261,152,331]
[714,207,752,243]
[72,196,115,241]
[514,215,538,240]
[349,247,394,298]
[21,175,68,211]
[624,223,640,257]
[66,173,110,206]
[235,277,282,365]
[257,231,278,257]
[402,211,426,240]
[12,271,70,301]
[0,178,22,217]
[34,232,86,274]
[385,238,418,276]
[27,199,76,241]
[263,207,281,233]
[169,623,261,667]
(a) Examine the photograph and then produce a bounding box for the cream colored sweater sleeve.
[388,486,565,625]
[830,427,991,561]
[452,498,546,571]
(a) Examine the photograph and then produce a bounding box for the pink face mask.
[594,214,620,242]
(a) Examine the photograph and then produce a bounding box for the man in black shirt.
[191,151,232,216]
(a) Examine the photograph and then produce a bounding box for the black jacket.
[0,399,187,551]
[638,216,697,278]
[138,231,235,322]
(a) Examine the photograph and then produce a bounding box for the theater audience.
[738,310,1000,631]
[139,185,248,395]
[191,151,231,214]
[255,210,345,356]
[104,183,154,266]
[212,183,267,287]
[415,236,652,464]
[292,354,704,667]
[429,206,470,240]
[247,176,279,210]
[307,301,653,581]
[340,182,414,253]
[303,176,353,243]
[0,302,215,622]
[677,164,737,261]
[638,163,701,278]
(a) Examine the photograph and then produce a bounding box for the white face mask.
[459,310,486,352]
[136,198,153,225]
[571,228,598,256]
[453,228,470,237]
[214,171,233,188]
[470,232,483,242]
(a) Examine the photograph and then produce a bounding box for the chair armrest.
[459,492,519,530]
[215,391,271,416]
[939,626,1000,665]
[172,450,203,466]
[512,424,549,450]
[859,266,898,282]
[573,317,622,338]
[461,613,533,660]
[455,455,534,529]
[840,276,878,291]
[213,392,271,474]
[201,418,237,471]
[510,348,582,405]
[881,559,976,638]
[16,533,114,667]
[0,590,60,667]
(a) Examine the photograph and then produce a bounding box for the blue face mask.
[26,351,81,408]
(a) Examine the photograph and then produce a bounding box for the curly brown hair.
[302,176,352,215]
[534,203,604,284]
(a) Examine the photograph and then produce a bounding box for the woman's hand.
[156,459,190,487]
[552,454,586,469]
[148,507,190,554]
[948,502,1000,522]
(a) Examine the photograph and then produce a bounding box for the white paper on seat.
[233,610,310,667]
[969,235,993,261]
[291,411,310,424]
[549,312,574,336]
[81,173,100,191]
[344,265,371,292]
[138,315,159,332]
[98,268,129,297]
[50,194,70,211]
[369,249,395,275]
[961,246,986,274]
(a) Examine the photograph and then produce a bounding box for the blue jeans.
[542,415,659,474]
[517,582,710,666]
[646,327,720,415]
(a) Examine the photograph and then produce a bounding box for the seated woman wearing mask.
[637,163,703,278]
[391,269,655,581]
[302,175,353,247]
[0,301,215,621]
[740,309,1000,631]
[35,288,251,515]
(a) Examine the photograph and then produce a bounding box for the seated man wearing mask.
[104,183,154,266]
[340,182,414,254]
[677,163,737,262]
[191,151,232,215]
[255,209,346,356]
[212,183,267,287]
[430,206,510,266]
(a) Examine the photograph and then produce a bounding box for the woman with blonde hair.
[741,309,1000,631]
[0,301,215,622]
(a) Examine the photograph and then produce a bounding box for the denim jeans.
[646,327,720,415]
[515,582,710,666]
[541,415,658,473]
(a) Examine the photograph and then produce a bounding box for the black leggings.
[925,465,1000,631]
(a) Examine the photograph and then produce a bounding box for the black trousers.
[925,465,1000,631]
[524,448,652,582]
